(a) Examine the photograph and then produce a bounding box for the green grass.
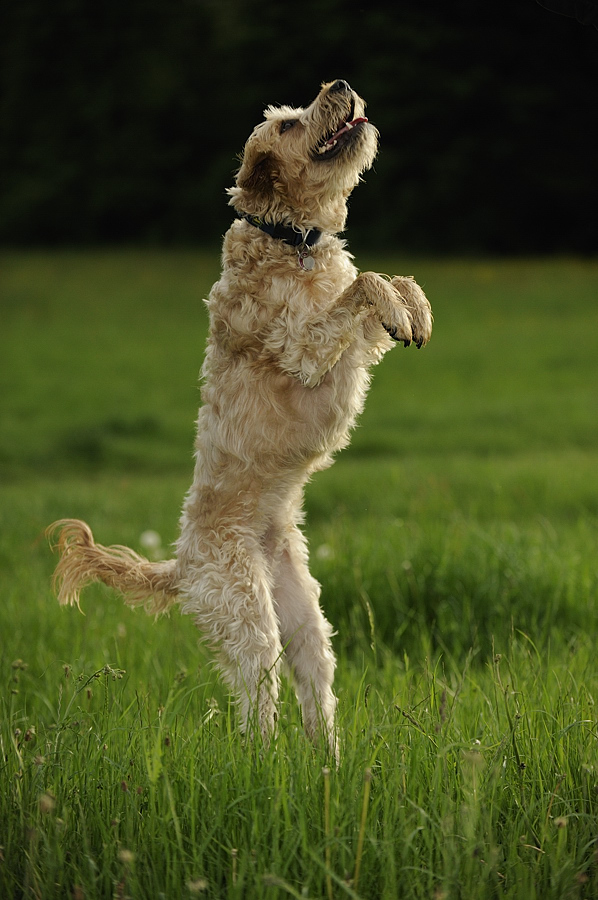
[1,250,597,899]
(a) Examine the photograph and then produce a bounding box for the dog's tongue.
[326,116,368,146]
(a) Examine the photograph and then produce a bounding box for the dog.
[48,79,432,757]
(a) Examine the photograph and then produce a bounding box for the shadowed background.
[1,0,597,254]
[2,8,598,895]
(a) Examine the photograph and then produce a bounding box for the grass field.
[1,250,597,899]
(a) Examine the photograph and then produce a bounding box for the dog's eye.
[279,120,297,134]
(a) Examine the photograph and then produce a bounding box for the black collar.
[240,214,322,248]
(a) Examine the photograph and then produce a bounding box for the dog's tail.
[46,519,179,614]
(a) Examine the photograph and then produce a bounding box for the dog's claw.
[382,321,413,346]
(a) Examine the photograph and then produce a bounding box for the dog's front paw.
[372,284,414,346]
[390,275,433,348]
[381,317,413,347]
[354,271,425,348]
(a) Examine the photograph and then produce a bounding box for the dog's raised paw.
[382,321,411,346]
[390,275,433,348]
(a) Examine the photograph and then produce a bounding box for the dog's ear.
[236,152,276,200]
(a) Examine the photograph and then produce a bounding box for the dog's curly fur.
[47,80,432,756]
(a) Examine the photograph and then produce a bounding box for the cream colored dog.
[48,80,432,756]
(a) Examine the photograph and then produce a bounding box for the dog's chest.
[202,245,374,467]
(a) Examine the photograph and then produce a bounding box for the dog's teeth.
[345,122,353,130]
[317,137,339,155]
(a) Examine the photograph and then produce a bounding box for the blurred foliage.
[1,0,597,252]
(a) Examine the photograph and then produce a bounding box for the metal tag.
[298,250,315,271]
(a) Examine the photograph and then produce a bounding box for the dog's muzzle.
[311,80,369,162]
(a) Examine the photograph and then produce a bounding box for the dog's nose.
[329,79,351,94]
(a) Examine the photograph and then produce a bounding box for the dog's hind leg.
[271,528,338,759]
[178,530,283,744]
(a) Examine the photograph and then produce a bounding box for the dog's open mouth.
[313,113,369,161]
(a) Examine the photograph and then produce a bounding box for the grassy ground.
[1,250,597,899]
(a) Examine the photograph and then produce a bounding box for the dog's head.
[227,80,379,234]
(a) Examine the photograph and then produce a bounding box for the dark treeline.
[1,0,596,253]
